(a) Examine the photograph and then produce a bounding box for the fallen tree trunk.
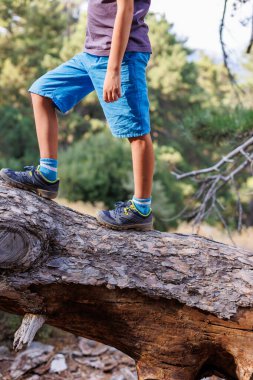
[0,179,253,380]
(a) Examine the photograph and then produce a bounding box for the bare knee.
[31,93,53,104]
[128,134,150,144]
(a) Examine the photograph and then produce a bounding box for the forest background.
[0,0,253,233]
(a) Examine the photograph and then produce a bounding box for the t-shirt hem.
[83,46,152,57]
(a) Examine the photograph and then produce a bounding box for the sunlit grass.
[56,197,104,217]
[172,222,253,251]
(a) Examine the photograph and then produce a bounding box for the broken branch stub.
[13,313,46,351]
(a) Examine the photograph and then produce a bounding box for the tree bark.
[0,179,253,380]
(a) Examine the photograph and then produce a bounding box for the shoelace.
[24,165,36,171]
[114,200,131,216]
[22,165,40,179]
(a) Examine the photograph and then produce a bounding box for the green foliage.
[182,106,253,144]
[0,105,38,164]
[0,0,95,162]
[0,311,21,345]
[196,54,234,108]
[59,130,132,206]
[146,13,202,141]
[0,1,67,92]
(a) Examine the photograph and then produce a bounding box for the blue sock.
[39,158,58,182]
[132,196,152,215]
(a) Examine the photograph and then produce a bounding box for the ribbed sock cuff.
[39,158,58,181]
[132,196,152,215]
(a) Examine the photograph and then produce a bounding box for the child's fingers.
[108,90,113,102]
[112,88,121,102]
[103,88,121,103]
[103,90,108,102]
[108,91,115,103]
[103,90,111,103]
[112,90,119,102]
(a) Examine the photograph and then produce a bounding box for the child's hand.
[103,69,121,103]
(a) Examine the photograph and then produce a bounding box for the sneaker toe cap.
[0,168,16,178]
[96,210,117,225]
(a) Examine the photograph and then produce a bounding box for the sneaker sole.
[96,212,153,231]
[0,170,58,200]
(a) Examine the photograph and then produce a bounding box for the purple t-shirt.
[84,0,152,56]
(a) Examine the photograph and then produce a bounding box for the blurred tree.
[59,130,132,205]
[196,54,234,108]
[147,14,202,142]
[0,0,67,167]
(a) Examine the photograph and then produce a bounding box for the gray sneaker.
[0,165,59,200]
[96,200,153,231]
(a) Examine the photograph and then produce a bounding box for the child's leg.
[0,53,95,198]
[91,52,154,229]
[128,133,154,199]
[96,132,154,229]
[30,94,58,181]
[31,94,58,159]
[28,53,94,181]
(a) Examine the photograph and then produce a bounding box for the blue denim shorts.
[28,51,151,138]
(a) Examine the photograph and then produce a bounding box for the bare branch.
[171,135,253,180]
[246,1,253,53]
[171,136,253,233]
[220,0,236,83]
[219,0,245,97]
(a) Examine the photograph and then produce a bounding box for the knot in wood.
[0,224,42,270]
